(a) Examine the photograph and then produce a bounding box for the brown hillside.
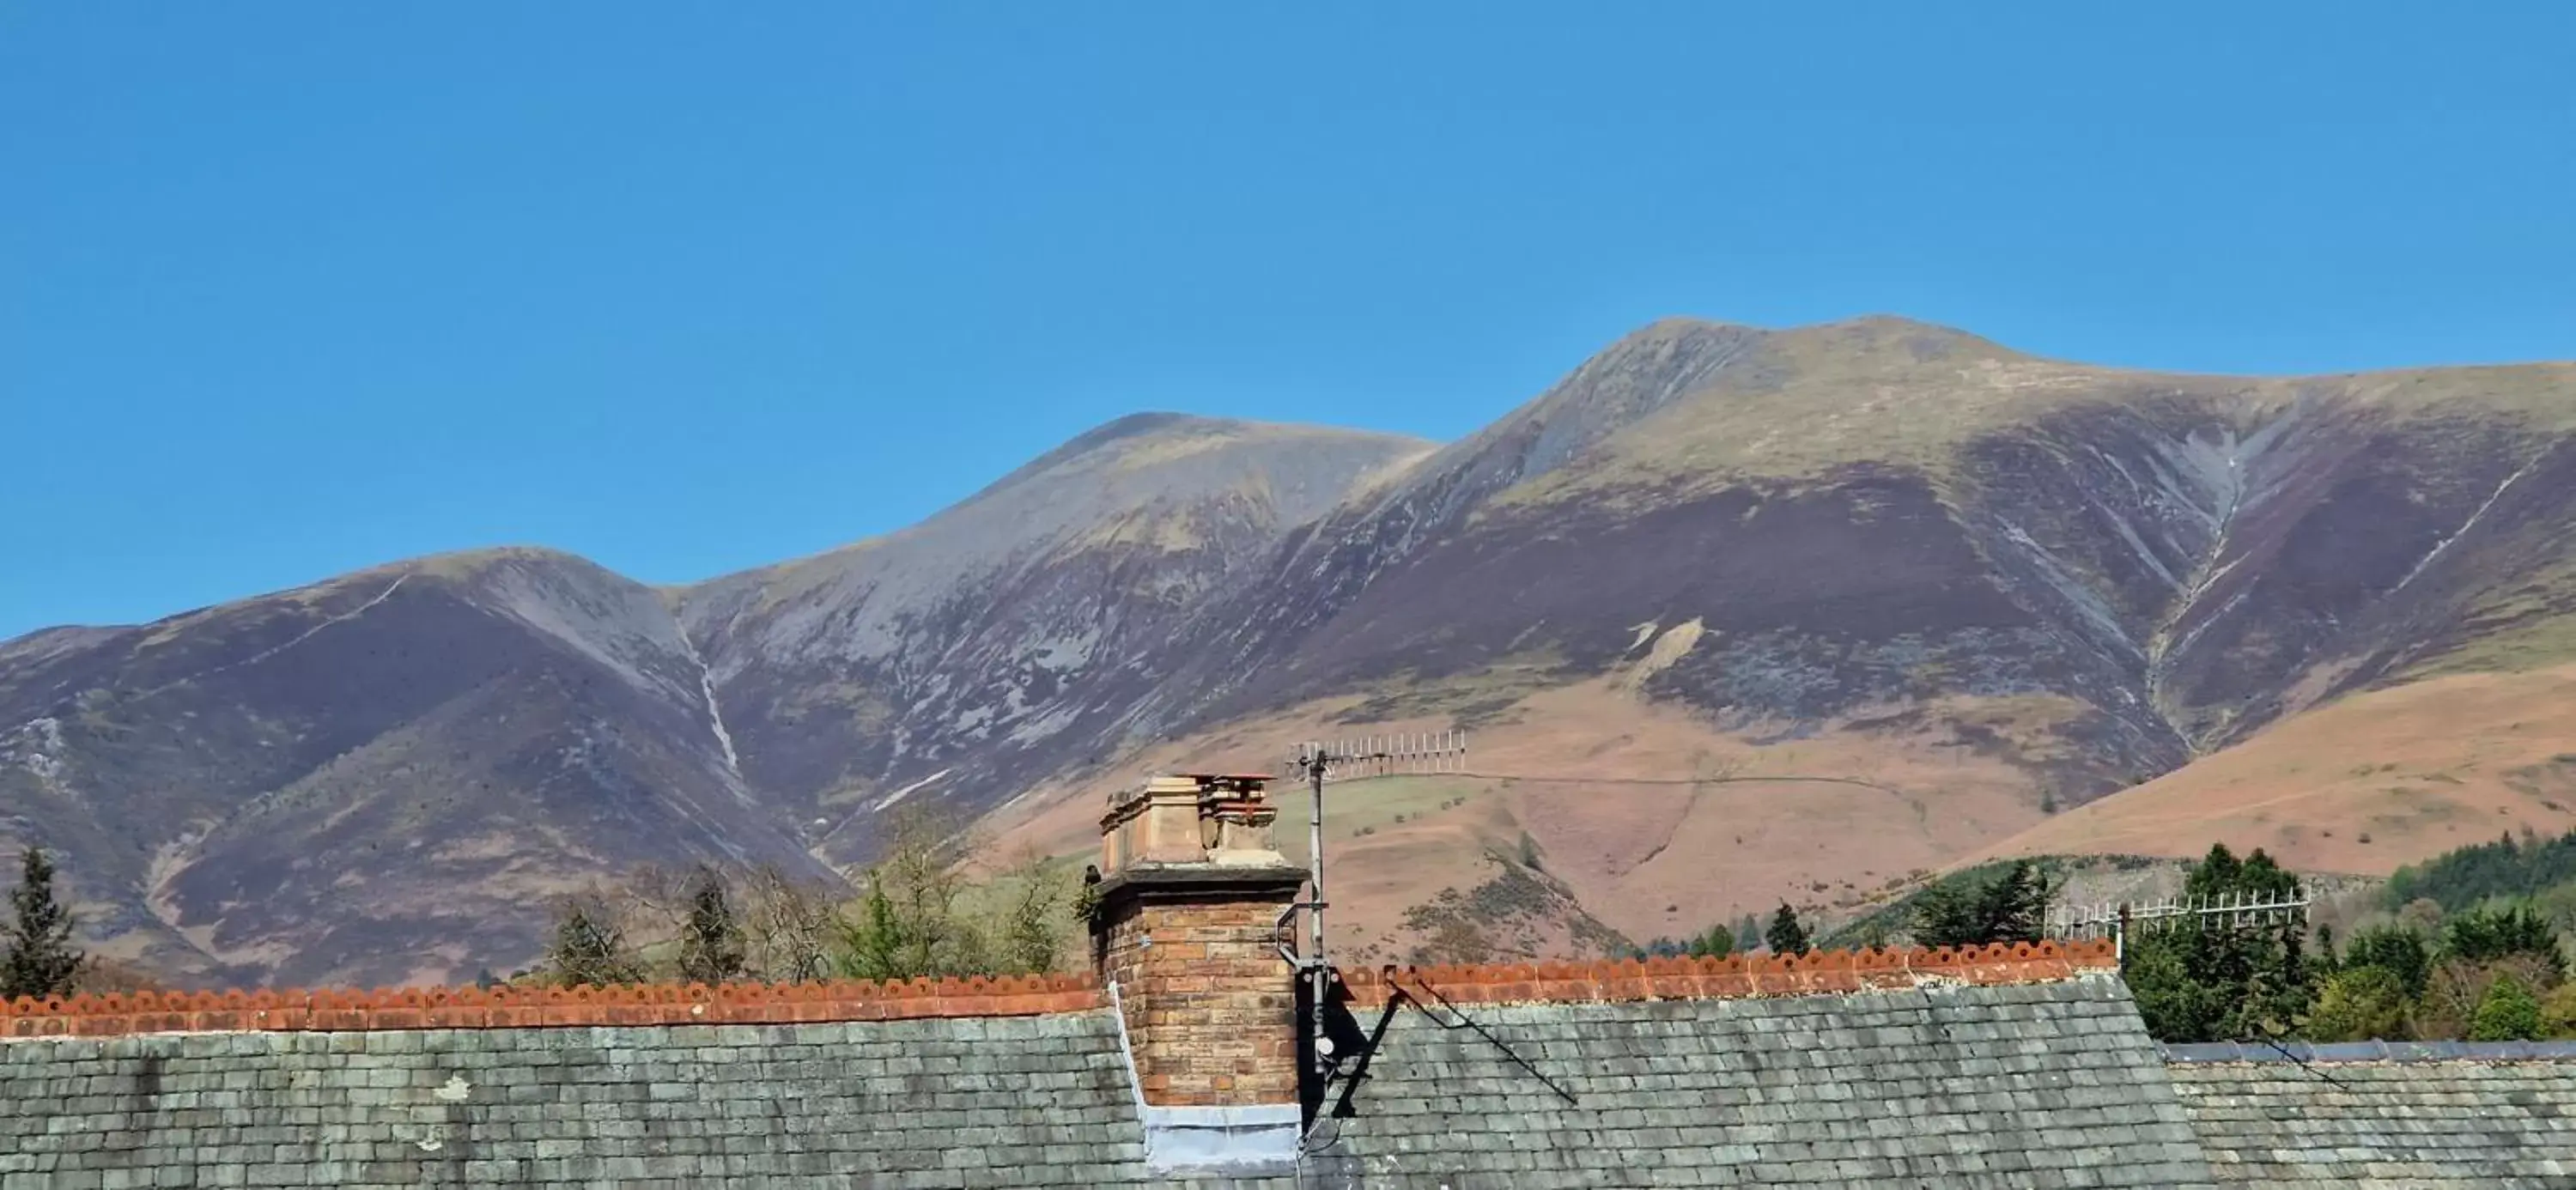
[10,315,2576,981]
[1973,662,2576,876]
[987,673,2058,961]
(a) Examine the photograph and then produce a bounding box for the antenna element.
[1285,731,1467,1089]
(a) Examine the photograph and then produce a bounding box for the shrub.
[2470,974,2544,1041]
[2542,981,2576,1040]
[2305,967,2411,1042]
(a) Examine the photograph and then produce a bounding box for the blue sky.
[4,3,2573,638]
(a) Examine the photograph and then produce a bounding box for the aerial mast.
[1285,731,1467,1085]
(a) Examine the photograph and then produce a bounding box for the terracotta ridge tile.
[1344,939,2115,1006]
[0,972,1106,1038]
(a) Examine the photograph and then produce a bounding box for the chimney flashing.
[1136,1103,1300,1177]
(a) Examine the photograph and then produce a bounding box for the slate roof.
[7,965,2575,1187]
[0,1013,1182,1189]
[2166,1041,2576,1187]
[1300,975,2216,1188]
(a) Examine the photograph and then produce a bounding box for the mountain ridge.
[9,313,2576,983]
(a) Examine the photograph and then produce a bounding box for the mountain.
[0,417,1429,985]
[673,415,1432,865]
[8,318,2575,982]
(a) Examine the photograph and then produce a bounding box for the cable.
[1397,973,1581,1107]
[1327,768,1917,798]
[2243,1030,2352,1090]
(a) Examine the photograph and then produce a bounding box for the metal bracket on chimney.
[1276,900,1327,969]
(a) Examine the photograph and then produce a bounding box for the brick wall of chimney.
[1089,771,1306,1111]
[1099,889,1302,1108]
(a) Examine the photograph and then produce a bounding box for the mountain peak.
[1607,313,2015,361]
[1037,411,1229,460]
[405,544,589,577]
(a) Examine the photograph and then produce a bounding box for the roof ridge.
[1341,939,2118,1006]
[1,973,1105,1039]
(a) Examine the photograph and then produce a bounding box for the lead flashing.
[1138,1102,1300,1177]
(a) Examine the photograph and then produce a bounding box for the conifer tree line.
[3,844,87,1000]
[534,806,1077,988]
[1643,834,2576,1044]
[2123,841,2576,1043]
[1918,842,2576,1043]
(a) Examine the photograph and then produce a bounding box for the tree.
[2125,843,2318,1043]
[2542,981,2576,1041]
[1733,913,1762,954]
[1910,881,1980,950]
[545,893,646,987]
[1765,904,1811,956]
[1911,860,2051,949]
[991,848,1069,975]
[2470,974,2543,1041]
[2442,903,2564,975]
[2414,954,2557,1041]
[675,865,749,984]
[1685,923,1735,960]
[1980,861,2052,945]
[830,805,994,980]
[2305,967,2411,1042]
[835,871,916,982]
[3,846,84,1000]
[737,863,842,983]
[2340,924,2432,1000]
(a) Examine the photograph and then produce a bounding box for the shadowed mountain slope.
[0,419,1429,983]
[673,415,1432,865]
[0,549,820,986]
[1139,319,2576,807]
[7,318,2574,981]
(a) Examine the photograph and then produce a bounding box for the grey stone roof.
[0,1011,1178,1189]
[1302,975,2216,1188]
[8,977,2574,1187]
[2166,1046,2576,1187]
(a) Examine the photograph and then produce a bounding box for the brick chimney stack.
[1090,773,1307,1175]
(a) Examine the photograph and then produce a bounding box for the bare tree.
[738,862,844,983]
[543,888,647,987]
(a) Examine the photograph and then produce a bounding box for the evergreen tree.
[1634,937,1685,960]
[2125,843,2319,1042]
[676,865,749,984]
[1765,903,1811,956]
[1733,913,1762,953]
[2470,974,2543,1041]
[2341,924,2433,1000]
[1910,880,1980,950]
[1979,860,2052,945]
[1912,860,2052,949]
[2442,904,2564,975]
[993,850,1066,975]
[835,873,911,982]
[1685,923,1734,960]
[2,845,84,1000]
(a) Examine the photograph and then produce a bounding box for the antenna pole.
[1286,731,1469,1095]
[1305,745,1329,1087]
